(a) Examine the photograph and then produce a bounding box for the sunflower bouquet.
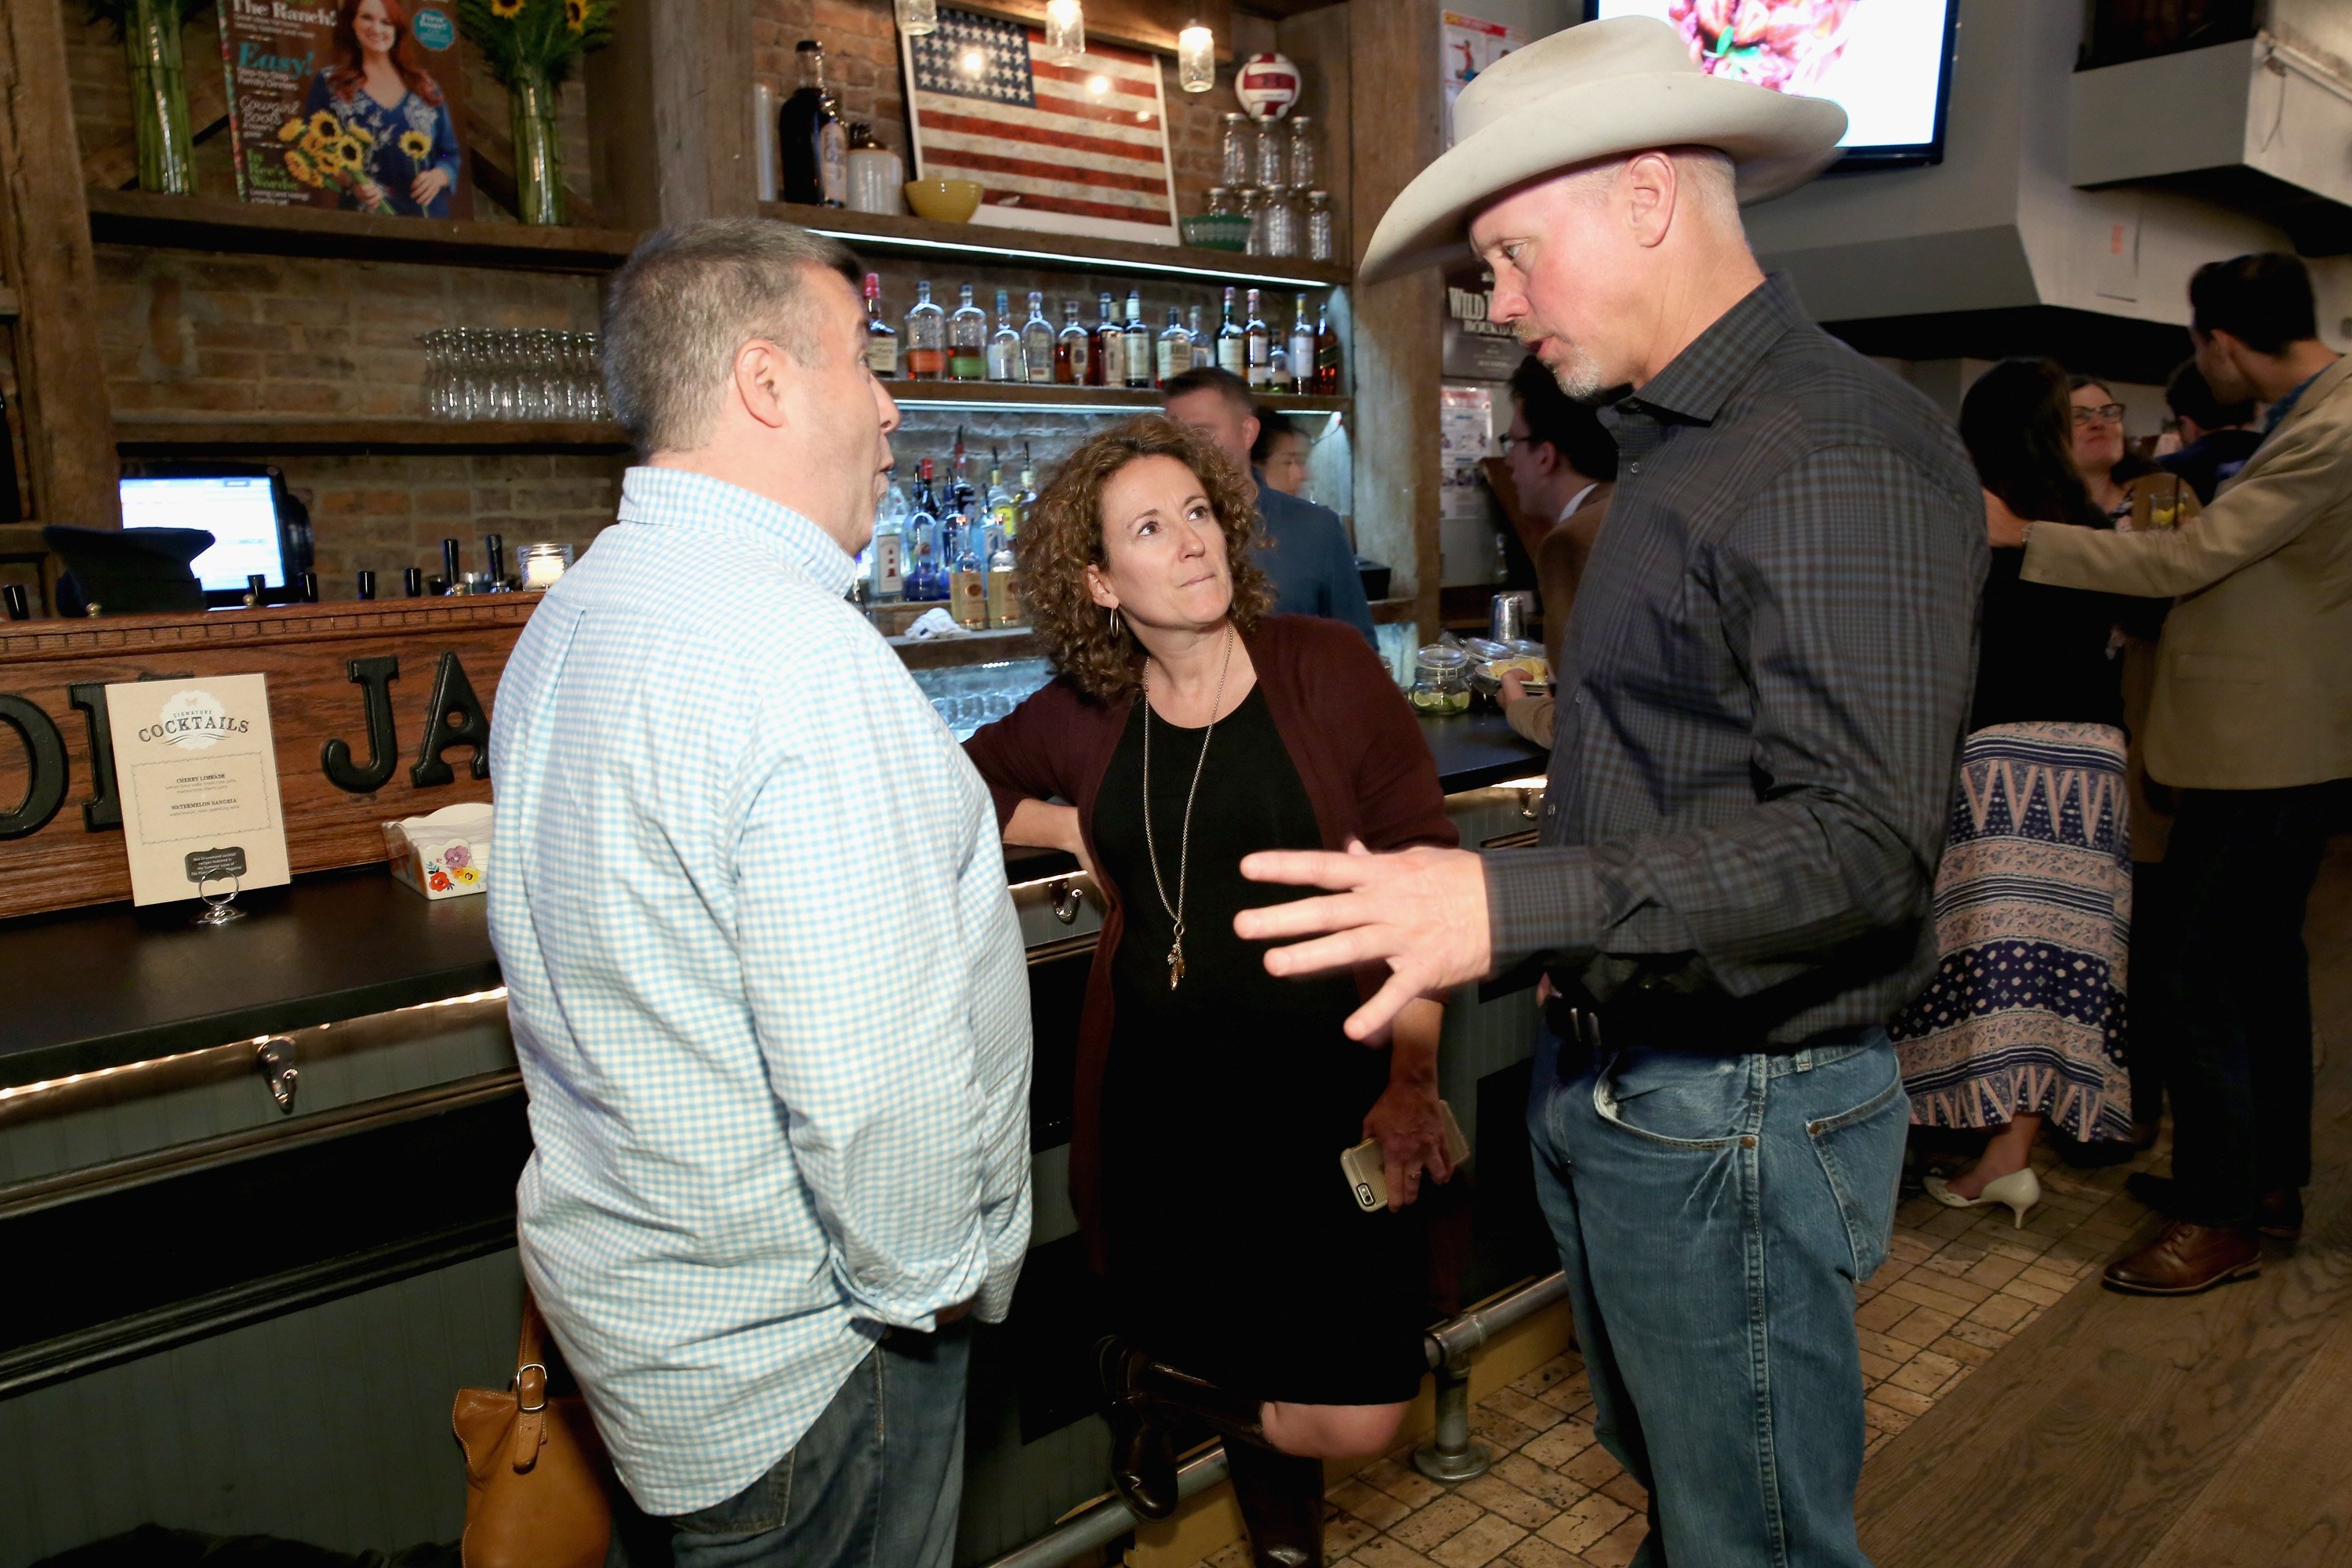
[276,107,397,215]
[456,0,616,223]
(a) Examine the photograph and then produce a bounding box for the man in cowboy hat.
[1235,18,1987,1564]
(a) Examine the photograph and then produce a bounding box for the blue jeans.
[1527,1029,1907,1568]
[625,1324,970,1568]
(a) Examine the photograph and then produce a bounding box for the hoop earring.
[1105,606,1121,637]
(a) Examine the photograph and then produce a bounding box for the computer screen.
[1585,1,1958,167]
[120,474,288,593]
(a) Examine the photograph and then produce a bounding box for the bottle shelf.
[114,416,633,456]
[85,189,640,273]
[882,382,1348,416]
[766,202,1350,291]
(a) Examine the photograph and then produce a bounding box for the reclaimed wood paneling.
[0,597,535,918]
[0,0,118,528]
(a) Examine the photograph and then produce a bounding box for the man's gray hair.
[602,218,858,456]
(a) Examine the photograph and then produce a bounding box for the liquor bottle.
[1187,303,1205,360]
[986,528,1022,627]
[949,426,978,520]
[987,289,1023,383]
[1122,290,1152,390]
[1314,299,1342,396]
[779,41,848,207]
[905,467,944,600]
[1156,305,1192,386]
[985,455,1019,539]
[1016,445,1040,525]
[902,280,946,379]
[1288,294,1316,396]
[1054,299,1091,386]
[1091,292,1120,388]
[1269,344,1289,390]
[1022,292,1055,383]
[869,481,907,602]
[948,285,988,381]
[949,519,989,630]
[1243,288,1271,390]
[863,274,898,379]
[1215,286,1246,376]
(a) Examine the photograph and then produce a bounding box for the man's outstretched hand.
[1233,840,1494,1040]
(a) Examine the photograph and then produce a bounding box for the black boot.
[1096,1338,1178,1519]
[1225,1439,1327,1568]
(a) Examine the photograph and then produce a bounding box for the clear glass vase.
[509,68,566,226]
[123,0,194,195]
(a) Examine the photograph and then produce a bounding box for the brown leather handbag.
[452,1292,616,1568]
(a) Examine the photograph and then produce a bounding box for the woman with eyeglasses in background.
[2067,376,2151,521]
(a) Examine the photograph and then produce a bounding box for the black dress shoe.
[2125,1174,2303,1240]
[1097,1338,1178,1519]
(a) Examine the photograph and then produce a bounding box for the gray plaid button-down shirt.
[1486,274,1987,1047]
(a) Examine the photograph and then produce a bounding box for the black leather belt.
[1542,975,1820,1080]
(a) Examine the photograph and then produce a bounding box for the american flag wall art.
[902,8,1181,246]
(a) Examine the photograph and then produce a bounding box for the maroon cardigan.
[963,614,1457,1270]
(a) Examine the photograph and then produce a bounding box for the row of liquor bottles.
[862,276,1341,396]
[857,434,1034,630]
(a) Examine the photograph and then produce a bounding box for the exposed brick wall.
[293,451,630,596]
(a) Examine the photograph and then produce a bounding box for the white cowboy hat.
[1359,16,1849,282]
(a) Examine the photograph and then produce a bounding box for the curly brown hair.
[1019,415,1273,702]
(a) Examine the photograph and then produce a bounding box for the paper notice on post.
[105,673,292,906]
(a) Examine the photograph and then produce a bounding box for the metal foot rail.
[982,1271,1571,1568]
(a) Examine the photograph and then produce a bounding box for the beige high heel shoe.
[1923,1167,2042,1227]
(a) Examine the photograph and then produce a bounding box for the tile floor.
[1184,1141,2165,1568]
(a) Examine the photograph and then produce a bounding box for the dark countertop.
[0,866,500,1091]
[1419,707,1549,793]
[1,720,1538,1089]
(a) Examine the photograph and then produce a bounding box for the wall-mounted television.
[1584,1,1958,170]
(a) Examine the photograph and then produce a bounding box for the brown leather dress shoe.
[2103,1220,2262,1295]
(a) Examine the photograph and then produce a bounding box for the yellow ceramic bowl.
[904,179,984,223]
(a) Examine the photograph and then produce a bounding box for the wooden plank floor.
[1857,835,2352,1568]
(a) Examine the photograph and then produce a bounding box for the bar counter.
[0,712,1540,1094]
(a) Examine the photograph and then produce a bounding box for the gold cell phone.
[1342,1102,1471,1212]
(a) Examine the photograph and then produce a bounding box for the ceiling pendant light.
[1178,20,1214,93]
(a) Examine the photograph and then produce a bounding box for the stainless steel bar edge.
[980,1271,1571,1568]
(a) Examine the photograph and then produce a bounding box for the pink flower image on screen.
[1667,0,1860,96]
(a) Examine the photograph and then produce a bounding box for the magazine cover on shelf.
[219,0,474,218]
[901,6,1181,248]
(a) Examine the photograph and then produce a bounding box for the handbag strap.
[509,1290,553,1474]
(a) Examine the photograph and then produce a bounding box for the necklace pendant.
[1167,942,1186,991]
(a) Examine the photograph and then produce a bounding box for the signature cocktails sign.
[0,597,528,919]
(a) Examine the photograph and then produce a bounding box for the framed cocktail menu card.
[104,674,292,906]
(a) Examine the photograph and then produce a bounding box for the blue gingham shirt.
[488,466,1033,1515]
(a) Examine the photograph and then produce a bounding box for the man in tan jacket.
[2007,252,2350,1294]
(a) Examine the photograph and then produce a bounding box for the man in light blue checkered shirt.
[489,220,1032,1566]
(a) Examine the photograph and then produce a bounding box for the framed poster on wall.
[902,7,1182,247]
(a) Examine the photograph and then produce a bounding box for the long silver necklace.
[1139,626,1236,992]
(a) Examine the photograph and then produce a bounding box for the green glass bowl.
[1181,214,1254,252]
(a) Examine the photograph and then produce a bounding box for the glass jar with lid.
[1410,644,1472,714]
[1240,187,1268,256]
[1287,114,1316,190]
[1305,191,1334,263]
[1219,113,1250,187]
[1260,185,1298,259]
[1254,118,1287,188]
[1205,185,1234,217]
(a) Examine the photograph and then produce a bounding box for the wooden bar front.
[0,597,535,920]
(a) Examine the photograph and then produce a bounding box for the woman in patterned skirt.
[1893,359,2136,1224]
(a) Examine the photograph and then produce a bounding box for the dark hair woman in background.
[1891,358,2136,1223]
[964,416,1456,1566]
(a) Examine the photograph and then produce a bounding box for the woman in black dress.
[964,417,1457,1566]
